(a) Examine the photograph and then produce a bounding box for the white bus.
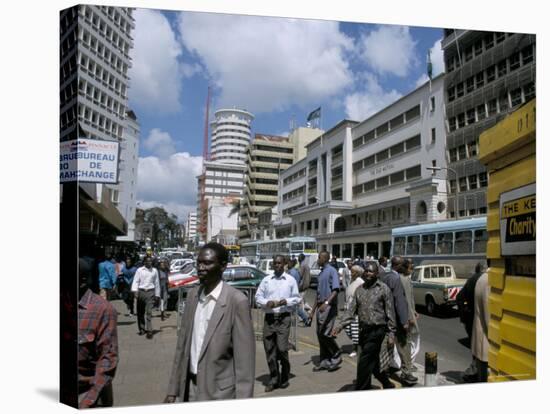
[240,237,318,266]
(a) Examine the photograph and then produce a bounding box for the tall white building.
[115,110,140,242]
[185,212,197,242]
[210,109,254,165]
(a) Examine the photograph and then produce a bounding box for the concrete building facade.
[442,29,536,218]
[276,74,447,259]
[116,110,140,242]
[185,211,197,243]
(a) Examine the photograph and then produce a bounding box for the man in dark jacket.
[456,262,486,381]
[379,256,417,386]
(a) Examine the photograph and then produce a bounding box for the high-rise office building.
[442,30,535,218]
[210,108,254,165]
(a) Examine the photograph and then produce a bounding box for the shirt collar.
[200,280,223,302]
[79,289,93,309]
[271,272,287,280]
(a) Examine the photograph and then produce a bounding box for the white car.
[257,259,274,277]
[170,258,194,273]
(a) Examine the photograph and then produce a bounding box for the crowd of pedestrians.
[76,243,490,407]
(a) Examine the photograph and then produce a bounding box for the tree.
[135,206,180,248]
[228,199,241,218]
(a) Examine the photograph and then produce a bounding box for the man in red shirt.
[78,258,119,408]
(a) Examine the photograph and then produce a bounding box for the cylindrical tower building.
[210,108,254,165]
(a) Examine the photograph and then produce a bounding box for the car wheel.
[425,296,436,315]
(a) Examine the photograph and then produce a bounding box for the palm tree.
[228,199,241,218]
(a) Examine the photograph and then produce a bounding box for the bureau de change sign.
[60,138,119,184]
[500,183,536,256]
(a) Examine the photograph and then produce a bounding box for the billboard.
[60,138,119,184]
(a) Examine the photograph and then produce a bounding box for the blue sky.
[128,8,445,222]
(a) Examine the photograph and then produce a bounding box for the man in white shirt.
[165,243,255,402]
[255,255,302,392]
[131,256,160,339]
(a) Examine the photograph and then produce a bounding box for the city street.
[111,287,472,408]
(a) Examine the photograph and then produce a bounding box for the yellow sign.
[501,195,536,219]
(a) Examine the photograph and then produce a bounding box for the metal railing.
[176,284,298,351]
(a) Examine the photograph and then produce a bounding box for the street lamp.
[426,166,458,220]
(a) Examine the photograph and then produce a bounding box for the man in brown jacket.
[164,243,255,402]
[471,267,490,382]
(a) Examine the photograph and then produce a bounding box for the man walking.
[120,257,137,316]
[379,256,417,386]
[78,258,118,408]
[472,265,490,382]
[255,255,302,392]
[309,251,342,372]
[165,243,255,402]
[400,258,420,369]
[332,262,396,390]
[98,254,116,300]
[287,258,309,325]
[343,265,365,357]
[298,253,313,324]
[131,256,160,339]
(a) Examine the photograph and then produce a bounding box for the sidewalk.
[111,300,453,407]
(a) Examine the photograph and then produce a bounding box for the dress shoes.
[400,373,418,386]
[265,383,278,392]
[138,330,145,336]
[279,381,289,389]
[146,331,153,339]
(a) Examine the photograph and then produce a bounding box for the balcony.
[331,153,343,165]
[331,175,343,188]
[308,186,317,196]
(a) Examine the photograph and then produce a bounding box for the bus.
[240,237,318,266]
[391,217,488,279]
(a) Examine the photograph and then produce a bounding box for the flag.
[427,50,433,80]
[307,107,321,122]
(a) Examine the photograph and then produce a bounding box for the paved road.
[110,287,471,407]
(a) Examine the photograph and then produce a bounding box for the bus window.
[407,236,420,255]
[437,232,453,254]
[421,234,436,254]
[393,237,406,255]
[431,267,439,278]
[411,268,420,281]
[291,242,304,252]
[455,231,473,254]
[474,229,488,253]
[304,242,317,252]
[445,266,452,278]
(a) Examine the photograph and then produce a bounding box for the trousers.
[263,313,291,385]
[356,325,387,390]
[136,289,155,332]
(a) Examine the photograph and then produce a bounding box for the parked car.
[411,264,467,315]
[256,259,274,277]
[167,267,198,310]
[170,259,194,273]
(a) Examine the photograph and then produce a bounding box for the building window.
[449,148,458,163]
[474,39,483,56]
[466,77,475,93]
[488,99,497,116]
[497,59,508,77]
[458,145,467,160]
[468,175,478,190]
[431,128,436,143]
[448,87,456,102]
[457,83,464,98]
[390,142,404,157]
[376,176,389,189]
[405,105,421,121]
[432,160,437,168]
[499,93,509,113]
[522,45,534,64]
[485,33,494,49]
[524,82,535,102]
[486,65,496,83]
[476,72,485,89]
[430,96,435,112]
[376,149,389,162]
[466,109,476,125]
[459,177,468,192]
[479,172,488,187]
[496,32,506,43]
[449,117,457,132]
[405,134,421,150]
[390,170,404,184]
[468,141,478,157]
[509,52,521,71]
[449,180,457,193]
[510,87,523,107]
[477,104,487,121]
[406,165,421,180]
[457,113,465,128]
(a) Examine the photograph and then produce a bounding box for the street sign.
[60,138,119,184]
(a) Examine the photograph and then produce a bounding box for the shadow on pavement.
[441,370,466,384]
[416,306,459,319]
[457,337,471,348]
[255,373,297,386]
[337,383,356,392]
[117,321,136,326]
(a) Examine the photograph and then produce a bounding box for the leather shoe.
[138,330,145,336]
[400,373,418,385]
[146,332,153,339]
[382,380,396,389]
[265,384,277,392]
[279,381,289,389]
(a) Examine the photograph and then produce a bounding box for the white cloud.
[136,150,203,222]
[128,9,188,113]
[414,38,445,87]
[360,25,418,77]
[143,128,176,159]
[344,73,402,121]
[177,13,354,113]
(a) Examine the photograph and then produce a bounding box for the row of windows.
[282,185,306,202]
[253,144,293,154]
[393,229,488,256]
[347,206,408,228]
[331,188,343,201]
[211,148,246,156]
[213,127,251,135]
[78,103,124,138]
[78,79,126,119]
[252,167,281,174]
[211,142,248,151]
[283,168,306,186]
[449,172,488,193]
[353,104,421,150]
[253,189,278,196]
[448,83,535,132]
[445,32,510,73]
[80,29,130,79]
[252,156,293,165]
[447,45,534,103]
[353,164,422,196]
[282,203,305,217]
[353,134,421,172]
[84,6,134,41]
[450,207,487,219]
[78,53,128,100]
[216,120,251,128]
[448,141,478,163]
[81,5,132,56]
[211,155,245,162]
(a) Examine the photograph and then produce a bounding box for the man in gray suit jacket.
[164,243,255,402]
